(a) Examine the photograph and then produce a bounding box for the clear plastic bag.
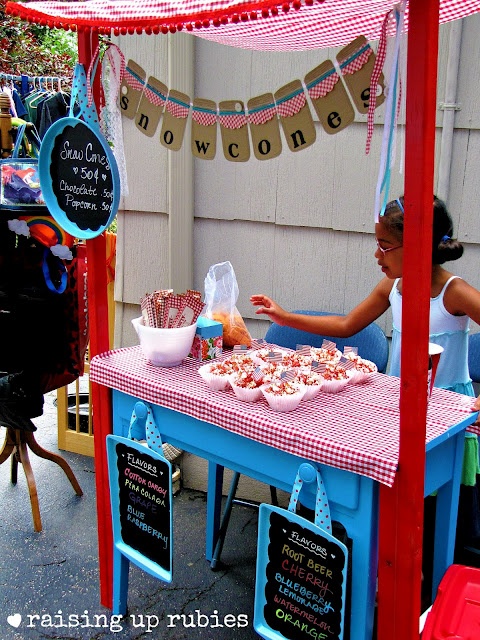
[204,261,251,348]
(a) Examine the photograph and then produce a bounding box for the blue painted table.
[90,346,477,640]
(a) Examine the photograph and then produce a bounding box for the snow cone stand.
[5,1,480,639]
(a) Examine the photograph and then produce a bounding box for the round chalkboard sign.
[39,117,120,239]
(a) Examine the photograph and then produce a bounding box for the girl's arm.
[250,277,392,339]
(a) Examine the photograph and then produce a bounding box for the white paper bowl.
[347,360,378,384]
[132,316,197,367]
[261,384,306,412]
[230,379,263,402]
[302,383,323,401]
[320,377,349,393]
[198,363,232,391]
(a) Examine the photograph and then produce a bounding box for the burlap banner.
[119,36,385,162]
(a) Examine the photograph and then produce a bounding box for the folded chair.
[210,311,389,568]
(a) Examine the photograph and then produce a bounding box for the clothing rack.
[0,73,71,97]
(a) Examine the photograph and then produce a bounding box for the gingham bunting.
[125,65,146,92]
[339,44,373,76]
[165,97,190,119]
[8,1,480,53]
[307,69,340,100]
[275,91,306,119]
[192,107,217,127]
[90,344,479,488]
[218,111,248,130]
[247,105,277,126]
[144,82,167,108]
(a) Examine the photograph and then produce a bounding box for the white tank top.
[388,276,471,390]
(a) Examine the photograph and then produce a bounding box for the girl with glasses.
[251,195,480,398]
[251,195,480,568]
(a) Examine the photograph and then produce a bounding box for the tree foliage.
[0,0,76,78]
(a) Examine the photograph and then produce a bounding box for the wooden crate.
[57,361,94,457]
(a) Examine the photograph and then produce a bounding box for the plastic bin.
[422,564,480,639]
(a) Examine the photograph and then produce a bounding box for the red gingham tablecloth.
[90,346,477,488]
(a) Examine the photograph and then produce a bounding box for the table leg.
[206,462,225,562]
[342,481,378,640]
[431,431,465,598]
[211,471,240,569]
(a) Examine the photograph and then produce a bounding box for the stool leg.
[23,432,83,496]
[15,434,42,532]
[10,447,18,484]
[0,427,16,465]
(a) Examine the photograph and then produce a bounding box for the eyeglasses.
[375,238,403,255]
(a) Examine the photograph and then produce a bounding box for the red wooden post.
[77,29,114,609]
[377,0,439,638]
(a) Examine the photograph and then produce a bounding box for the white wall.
[112,16,480,498]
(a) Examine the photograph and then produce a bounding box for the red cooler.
[422,564,480,639]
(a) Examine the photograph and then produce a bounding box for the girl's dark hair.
[382,195,464,264]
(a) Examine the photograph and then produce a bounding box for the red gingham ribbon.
[125,66,146,92]
[366,11,390,154]
[218,112,248,129]
[341,46,372,76]
[86,44,101,108]
[144,84,166,108]
[165,99,190,119]
[86,46,124,115]
[276,92,306,118]
[308,73,339,100]
[192,108,217,126]
[248,105,277,126]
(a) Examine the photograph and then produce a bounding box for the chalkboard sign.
[106,434,173,582]
[255,504,348,640]
[39,117,120,239]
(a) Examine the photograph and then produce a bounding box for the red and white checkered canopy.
[6,0,480,50]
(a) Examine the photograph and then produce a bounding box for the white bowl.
[198,363,232,391]
[230,376,263,402]
[261,383,306,412]
[132,316,197,367]
[320,377,349,393]
[347,360,378,384]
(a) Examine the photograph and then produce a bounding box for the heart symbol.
[102,174,107,181]
[331,554,336,558]
[7,614,22,628]
[72,166,78,174]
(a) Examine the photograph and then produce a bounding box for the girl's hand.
[250,294,288,325]
[472,395,480,427]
